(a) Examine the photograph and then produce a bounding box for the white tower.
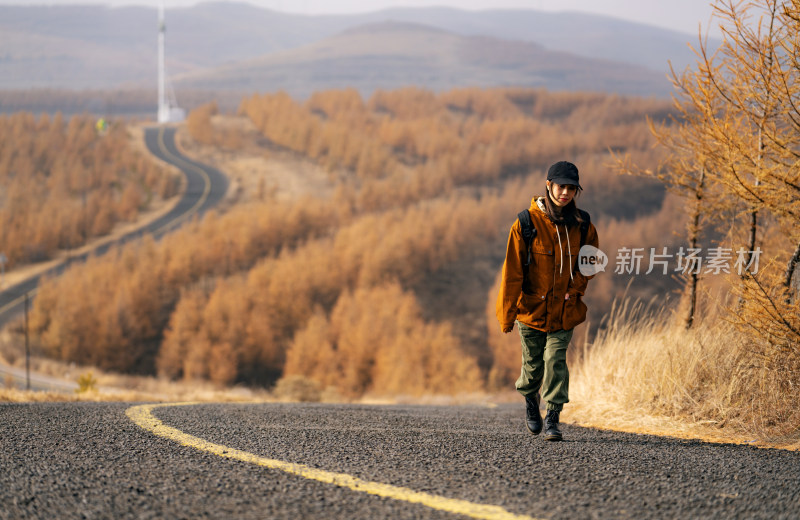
[157,1,184,124]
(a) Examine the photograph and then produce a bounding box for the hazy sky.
[4,0,722,37]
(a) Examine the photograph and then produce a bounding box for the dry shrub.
[271,375,323,402]
[571,298,800,441]
[75,372,98,393]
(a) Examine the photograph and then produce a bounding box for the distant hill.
[175,21,670,98]
[0,2,706,98]
[355,6,704,74]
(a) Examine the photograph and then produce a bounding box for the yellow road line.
[127,402,539,520]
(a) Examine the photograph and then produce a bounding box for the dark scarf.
[544,188,581,226]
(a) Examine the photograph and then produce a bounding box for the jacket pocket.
[518,291,547,328]
[561,291,587,330]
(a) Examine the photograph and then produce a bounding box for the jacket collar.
[534,196,546,214]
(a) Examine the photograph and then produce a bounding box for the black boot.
[544,409,562,441]
[524,393,543,435]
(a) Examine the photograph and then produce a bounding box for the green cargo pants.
[515,322,573,412]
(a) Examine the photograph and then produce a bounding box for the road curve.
[1,402,798,519]
[0,126,228,335]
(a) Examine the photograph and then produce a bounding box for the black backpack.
[517,208,591,268]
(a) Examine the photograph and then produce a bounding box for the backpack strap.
[517,209,536,266]
[577,209,591,248]
[573,209,591,275]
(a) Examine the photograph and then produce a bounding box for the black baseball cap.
[547,161,581,189]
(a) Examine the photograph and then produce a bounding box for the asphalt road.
[1,402,798,519]
[0,126,228,334]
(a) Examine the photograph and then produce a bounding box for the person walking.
[496,161,599,441]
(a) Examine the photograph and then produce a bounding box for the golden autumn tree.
[283,283,483,398]
[629,1,799,347]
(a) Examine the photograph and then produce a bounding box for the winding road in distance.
[1,402,798,519]
[0,126,228,386]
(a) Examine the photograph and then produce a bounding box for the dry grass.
[0,387,268,404]
[0,361,274,404]
[0,359,499,408]
[568,298,800,451]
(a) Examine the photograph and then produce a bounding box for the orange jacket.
[496,196,599,333]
